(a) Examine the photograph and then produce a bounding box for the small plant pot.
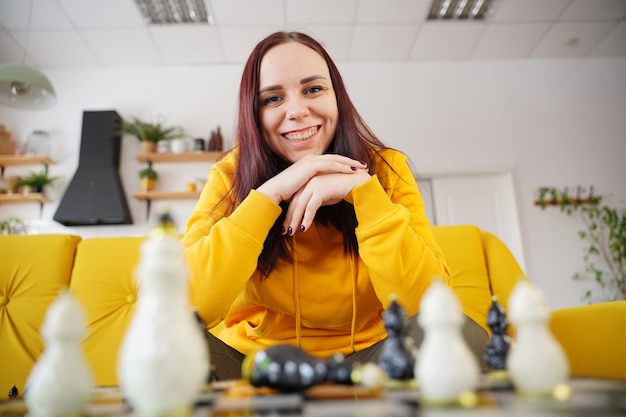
[140,142,156,154]
[140,178,155,191]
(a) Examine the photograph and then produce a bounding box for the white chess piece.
[507,280,569,395]
[24,291,93,417]
[415,280,479,403]
[118,213,209,415]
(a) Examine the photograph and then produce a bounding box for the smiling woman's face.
[257,41,338,164]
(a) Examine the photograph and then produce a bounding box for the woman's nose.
[286,97,309,120]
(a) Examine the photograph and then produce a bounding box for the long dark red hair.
[228,31,389,277]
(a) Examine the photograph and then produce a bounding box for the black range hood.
[54,110,133,226]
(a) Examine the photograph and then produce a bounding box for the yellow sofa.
[1,225,624,394]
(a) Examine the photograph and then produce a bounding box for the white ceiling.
[1,0,625,69]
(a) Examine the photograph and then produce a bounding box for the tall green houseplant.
[536,187,626,302]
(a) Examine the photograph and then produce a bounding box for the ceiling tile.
[410,22,485,61]
[149,25,224,64]
[560,0,626,21]
[531,21,617,58]
[14,30,99,67]
[0,0,30,30]
[285,0,357,25]
[31,0,74,30]
[82,29,162,66]
[297,26,354,62]
[211,0,284,26]
[356,0,431,23]
[58,0,144,29]
[491,0,571,22]
[218,26,278,63]
[589,21,626,57]
[472,23,551,59]
[350,25,418,61]
[0,31,24,62]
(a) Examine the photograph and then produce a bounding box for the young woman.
[183,31,487,380]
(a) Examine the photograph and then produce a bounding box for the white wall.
[1,58,625,311]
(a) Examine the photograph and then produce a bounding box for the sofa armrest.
[550,300,626,380]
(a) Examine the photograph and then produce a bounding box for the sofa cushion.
[70,236,145,387]
[431,225,492,334]
[0,234,81,393]
[479,230,527,311]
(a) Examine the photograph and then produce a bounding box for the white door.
[429,172,526,271]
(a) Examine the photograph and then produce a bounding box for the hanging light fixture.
[0,0,57,110]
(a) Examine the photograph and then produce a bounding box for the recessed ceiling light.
[427,0,498,20]
[134,0,212,24]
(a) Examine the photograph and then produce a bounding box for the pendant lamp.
[0,63,57,110]
[0,0,57,110]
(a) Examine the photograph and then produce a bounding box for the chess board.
[2,377,625,417]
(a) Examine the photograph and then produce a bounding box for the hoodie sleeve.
[183,156,282,327]
[345,150,450,316]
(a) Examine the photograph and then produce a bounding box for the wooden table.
[2,377,625,417]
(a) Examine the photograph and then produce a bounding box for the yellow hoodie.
[183,148,450,358]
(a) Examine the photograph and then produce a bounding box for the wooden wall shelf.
[135,152,221,164]
[133,152,220,219]
[0,155,56,215]
[132,191,201,201]
[0,193,50,204]
[0,155,55,167]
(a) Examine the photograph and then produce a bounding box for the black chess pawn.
[484,296,511,372]
[8,384,19,398]
[378,295,415,380]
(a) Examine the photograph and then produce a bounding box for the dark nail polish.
[360,161,367,166]
[299,225,305,232]
[281,226,286,234]
[351,166,357,171]
[287,226,293,235]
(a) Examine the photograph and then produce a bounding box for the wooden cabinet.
[133,151,221,218]
[0,155,55,208]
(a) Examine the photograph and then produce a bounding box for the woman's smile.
[282,126,319,142]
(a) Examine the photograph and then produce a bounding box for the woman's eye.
[263,96,281,105]
[306,86,323,94]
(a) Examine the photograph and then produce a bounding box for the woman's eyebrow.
[259,84,281,94]
[258,75,327,95]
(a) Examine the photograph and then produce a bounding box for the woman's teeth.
[283,127,317,142]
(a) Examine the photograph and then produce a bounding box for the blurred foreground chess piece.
[484,296,513,389]
[506,280,570,398]
[415,280,480,406]
[118,208,209,415]
[24,291,93,417]
[379,294,415,380]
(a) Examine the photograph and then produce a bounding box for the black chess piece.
[243,344,329,392]
[378,296,415,380]
[484,296,511,372]
[8,384,19,398]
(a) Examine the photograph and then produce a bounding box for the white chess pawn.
[507,280,569,395]
[24,290,93,417]
[415,280,479,404]
[118,211,209,415]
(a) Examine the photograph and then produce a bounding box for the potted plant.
[119,117,185,153]
[139,167,158,191]
[536,186,626,303]
[17,170,58,194]
[0,216,26,235]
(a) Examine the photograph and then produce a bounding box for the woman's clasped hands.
[256,154,369,235]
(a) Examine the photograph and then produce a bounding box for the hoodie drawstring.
[350,255,357,353]
[293,239,302,348]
